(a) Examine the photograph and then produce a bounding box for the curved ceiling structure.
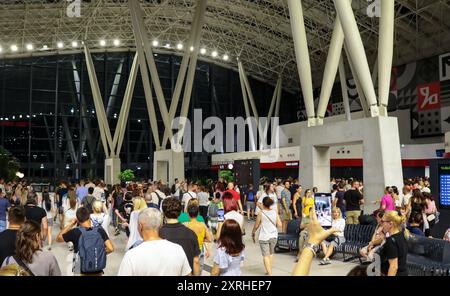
[1,0,450,92]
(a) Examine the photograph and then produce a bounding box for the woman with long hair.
[302,189,315,218]
[423,192,437,237]
[216,194,244,239]
[1,221,61,276]
[319,208,346,265]
[379,211,409,276]
[391,186,401,208]
[211,219,245,276]
[90,200,109,236]
[292,185,303,220]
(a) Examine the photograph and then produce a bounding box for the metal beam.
[316,11,346,124]
[275,77,282,118]
[83,44,113,157]
[287,0,316,125]
[240,62,260,122]
[105,59,124,118]
[162,0,207,148]
[338,56,351,121]
[129,0,173,145]
[378,0,395,115]
[334,0,379,116]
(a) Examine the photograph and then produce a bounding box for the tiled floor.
[48,218,357,276]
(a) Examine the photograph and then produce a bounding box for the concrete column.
[299,116,403,214]
[378,0,395,116]
[299,145,331,193]
[105,157,121,185]
[334,0,379,116]
[153,149,185,184]
[287,0,316,125]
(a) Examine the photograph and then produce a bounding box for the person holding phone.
[319,208,346,265]
[251,196,282,276]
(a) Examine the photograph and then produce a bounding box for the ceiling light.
[11,45,18,52]
[71,41,78,48]
[223,54,229,61]
[113,39,120,46]
[57,42,64,49]
[26,44,33,51]
[176,43,183,50]
[200,48,206,55]
[211,51,218,58]
[42,45,48,50]
[190,46,194,52]
[152,40,159,47]
[99,40,106,47]
[165,43,171,49]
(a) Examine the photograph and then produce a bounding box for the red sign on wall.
[417,82,441,111]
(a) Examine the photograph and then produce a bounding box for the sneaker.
[319,259,326,265]
[47,246,52,251]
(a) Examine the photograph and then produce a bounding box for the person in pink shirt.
[380,187,396,212]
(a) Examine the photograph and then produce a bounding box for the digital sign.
[439,165,450,207]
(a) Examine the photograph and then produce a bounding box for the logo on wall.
[418,82,441,111]
[440,53,450,81]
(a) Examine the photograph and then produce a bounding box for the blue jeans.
[0,220,6,233]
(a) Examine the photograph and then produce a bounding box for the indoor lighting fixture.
[223,54,229,61]
[165,43,171,49]
[0,47,3,53]
[190,46,194,52]
[57,42,64,49]
[71,41,78,48]
[152,40,159,47]
[42,45,48,50]
[26,44,33,51]
[113,39,120,46]
[200,48,206,55]
[11,45,18,52]
[176,43,183,50]
[15,172,25,179]
[99,40,106,47]
[211,51,218,58]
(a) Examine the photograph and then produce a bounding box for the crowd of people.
[0,176,448,276]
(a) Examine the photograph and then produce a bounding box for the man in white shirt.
[182,183,197,212]
[118,208,191,276]
[150,183,167,208]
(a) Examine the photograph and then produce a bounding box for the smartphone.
[314,193,332,227]
[217,208,225,222]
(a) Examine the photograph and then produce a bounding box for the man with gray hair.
[117,208,191,276]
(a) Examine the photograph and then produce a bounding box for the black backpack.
[82,196,95,214]
[149,191,163,209]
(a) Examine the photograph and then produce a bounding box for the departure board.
[439,165,450,207]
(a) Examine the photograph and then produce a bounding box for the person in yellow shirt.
[302,189,315,218]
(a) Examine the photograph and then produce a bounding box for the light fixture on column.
[11,45,18,52]
[113,39,120,46]
[223,54,229,61]
[71,41,78,48]
[99,40,106,47]
[26,44,33,51]
[211,50,218,58]
[176,43,183,50]
[200,48,206,55]
[152,40,159,47]
[57,42,64,49]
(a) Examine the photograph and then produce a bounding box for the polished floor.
[47,217,357,276]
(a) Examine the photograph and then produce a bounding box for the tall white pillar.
[334,0,379,117]
[287,0,316,126]
[105,157,121,185]
[378,0,395,116]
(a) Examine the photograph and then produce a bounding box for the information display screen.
[438,165,450,207]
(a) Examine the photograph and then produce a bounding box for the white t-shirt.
[224,211,244,231]
[118,240,192,276]
[93,187,105,202]
[332,218,346,237]
[256,192,278,215]
[182,191,197,209]
[259,209,278,241]
[150,190,167,206]
[197,192,210,207]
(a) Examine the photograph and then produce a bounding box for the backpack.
[78,227,107,273]
[148,191,163,210]
[0,256,34,276]
[82,195,95,213]
[208,202,219,218]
